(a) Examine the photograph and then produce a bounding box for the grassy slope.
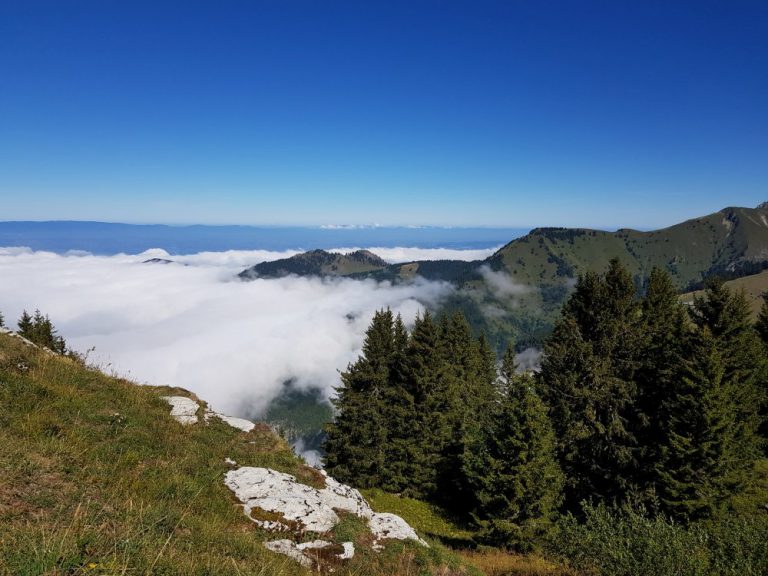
[490,205,768,290]
[0,332,473,576]
[680,269,768,317]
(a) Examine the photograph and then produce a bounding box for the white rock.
[224,457,237,466]
[206,411,256,433]
[253,519,291,532]
[319,474,373,519]
[297,539,333,551]
[339,541,355,559]
[263,540,312,567]
[162,396,200,425]
[369,513,429,547]
[225,467,341,532]
[224,466,428,553]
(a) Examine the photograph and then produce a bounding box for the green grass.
[362,488,475,547]
[0,333,474,576]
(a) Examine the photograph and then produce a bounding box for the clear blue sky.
[1,1,766,228]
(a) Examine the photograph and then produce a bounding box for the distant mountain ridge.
[239,249,389,279]
[239,203,768,291]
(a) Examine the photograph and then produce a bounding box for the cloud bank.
[0,246,459,417]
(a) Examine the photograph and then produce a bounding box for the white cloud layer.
[0,247,459,417]
[478,264,531,299]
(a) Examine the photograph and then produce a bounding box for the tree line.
[0,309,67,354]
[323,260,768,549]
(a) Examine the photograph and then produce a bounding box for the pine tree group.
[324,309,562,546]
[325,261,767,548]
[17,309,67,354]
[538,262,764,521]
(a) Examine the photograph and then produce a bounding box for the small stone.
[369,513,429,547]
[162,396,199,425]
[263,540,312,567]
[205,410,256,432]
[339,542,355,559]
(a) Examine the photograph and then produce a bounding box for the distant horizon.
[1,197,764,232]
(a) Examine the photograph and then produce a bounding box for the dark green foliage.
[689,280,764,456]
[0,310,4,327]
[656,330,760,520]
[539,263,762,520]
[632,267,689,503]
[17,309,66,354]
[757,294,768,448]
[538,259,640,509]
[690,279,763,386]
[462,347,563,549]
[324,309,393,487]
[756,292,768,346]
[652,280,763,518]
[550,503,768,576]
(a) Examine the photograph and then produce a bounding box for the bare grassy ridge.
[0,332,482,575]
[680,269,768,318]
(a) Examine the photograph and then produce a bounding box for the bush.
[548,504,768,576]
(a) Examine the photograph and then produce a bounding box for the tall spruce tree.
[0,310,4,328]
[757,293,768,448]
[538,259,640,510]
[631,267,689,504]
[757,292,768,347]
[17,310,33,337]
[656,329,759,521]
[462,346,563,549]
[689,281,762,460]
[402,311,454,499]
[380,313,418,492]
[436,314,497,509]
[324,309,394,487]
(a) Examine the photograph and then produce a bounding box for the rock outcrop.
[224,466,428,550]
[162,395,255,432]
[162,393,427,569]
[162,396,200,425]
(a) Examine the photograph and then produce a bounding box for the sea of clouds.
[0,245,499,417]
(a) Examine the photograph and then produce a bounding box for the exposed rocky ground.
[162,395,427,569]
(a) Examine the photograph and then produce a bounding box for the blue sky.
[1,1,766,228]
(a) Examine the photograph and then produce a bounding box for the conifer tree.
[16,309,66,353]
[631,267,689,502]
[0,310,4,328]
[689,281,762,456]
[436,314,497,509]
[462,346,563,549]
[380,313,418,492]
[324,309,394,487]
[657,329,760,521]
[17,310,33,337]
[402,310,453,499]
[756,293,768,447]
[538,259,640,510]
[756,292,768,347]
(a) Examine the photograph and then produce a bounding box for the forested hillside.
[325,260,768,574]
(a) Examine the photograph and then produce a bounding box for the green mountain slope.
[0,331,475,575]
[489,204,768,290]
[239,249,389,279]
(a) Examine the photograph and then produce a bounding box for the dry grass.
[680,269,768,317]
[458,549,576,576]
